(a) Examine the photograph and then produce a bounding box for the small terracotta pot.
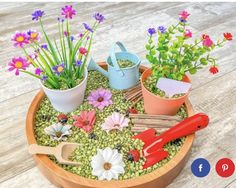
[141,68,191,115]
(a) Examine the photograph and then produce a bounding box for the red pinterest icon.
[215,158,235,178]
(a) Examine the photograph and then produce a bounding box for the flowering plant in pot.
[7,5,104,112]
[142,10,233,115]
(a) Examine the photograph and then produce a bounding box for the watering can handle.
[110,42,127,71]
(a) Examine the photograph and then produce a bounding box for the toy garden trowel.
[28,142,82,166]
[132,113,209,169]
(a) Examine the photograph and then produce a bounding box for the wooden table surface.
[0,2,236,188]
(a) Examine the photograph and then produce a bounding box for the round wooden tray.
[26,63,195,188]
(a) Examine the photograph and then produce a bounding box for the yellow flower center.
[103,162,112,170]
[15,61,23,68]
[57,66,64,72]
[16,36,24,42]
[30,32,37,39]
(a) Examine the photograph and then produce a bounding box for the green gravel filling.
[34,70,187,180]
[110,59,134,68]
[144,74,185,98]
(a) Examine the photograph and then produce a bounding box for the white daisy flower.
[91,147,125,180]
[44,123,72,141]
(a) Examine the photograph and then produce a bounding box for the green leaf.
[150,49,156,55]
[189,67,197,74]
[148,38,153,44]
[200,58,208,65]
[145,44,150,50]
[178,27,184,33]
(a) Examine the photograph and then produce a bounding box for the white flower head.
[101,112,130,133]
[44,123,72,141]
[91,147,125,180]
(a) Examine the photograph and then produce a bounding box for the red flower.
[202,34,210,39]
[209,66,219,74]
[79,47,87,55]
[73,110,96,133]
[223,32,233,41]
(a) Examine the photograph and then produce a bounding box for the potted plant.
[7,5,105,112]
[142,10,233,115]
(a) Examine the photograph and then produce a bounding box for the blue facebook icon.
[191,158,211,177]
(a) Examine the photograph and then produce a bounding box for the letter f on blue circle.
[191,158,211,177]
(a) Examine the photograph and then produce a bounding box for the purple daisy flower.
[8,57,30,76]
[75,60,82,67]
[148,28,156,36]
[94,13,105,23]
[35,68,43,76]
[32,10,44,21]
[41,75,48,81]
[83,23,93,33]
[11,32,29,48]
[53,63,65,76]
[158,26,166,34]
[88,88,113,110]
[61,5,76,19]
[27,30,40,42]
[41,44,48,50]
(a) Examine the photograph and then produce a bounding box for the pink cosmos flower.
[184,29,192,38]
[8,57,30,76]
[27,30,40,42]
[11,32,29,47]
[61,5,76,19]
[179,10,190,20]
[203,37,214,47]
[101,112,130,133]
[88,88,113,110]
[73,110,96,133]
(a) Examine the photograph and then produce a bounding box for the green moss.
[34,70,187,180]
[143,74,185,98]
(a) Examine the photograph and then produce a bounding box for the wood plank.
[0,167,54,188]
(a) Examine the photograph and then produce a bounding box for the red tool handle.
[145,113,209,153]
[160,113,209,144]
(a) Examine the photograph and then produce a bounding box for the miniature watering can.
[88,42,141,90]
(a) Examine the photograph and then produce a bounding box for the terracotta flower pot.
[141,68,191,115]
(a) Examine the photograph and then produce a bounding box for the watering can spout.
[88,58,109,78]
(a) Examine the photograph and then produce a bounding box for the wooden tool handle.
[28,144,56,155]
